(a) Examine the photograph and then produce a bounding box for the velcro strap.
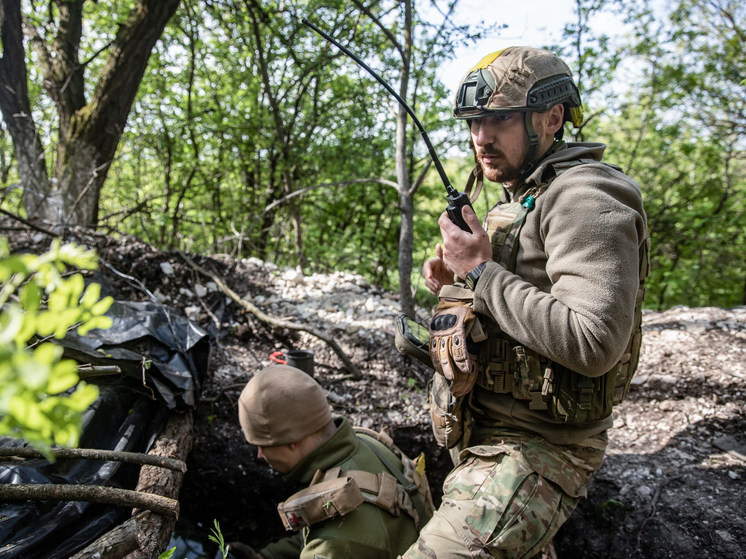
[437,284,474,301]
[477,339,515,393]
[323,468,401,516]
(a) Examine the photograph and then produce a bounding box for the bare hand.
[423,243,454,295]
[438,205,492,280]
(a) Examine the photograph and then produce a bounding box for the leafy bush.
[0,238,113,455]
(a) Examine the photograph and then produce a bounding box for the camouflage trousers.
[401,432,607,559]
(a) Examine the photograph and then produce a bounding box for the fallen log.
[67,513,143,559]
[180,251,362,379]
[67,410,194,559]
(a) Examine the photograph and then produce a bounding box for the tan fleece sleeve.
[473,163,647,377]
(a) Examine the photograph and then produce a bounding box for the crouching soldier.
[231,365,434,559]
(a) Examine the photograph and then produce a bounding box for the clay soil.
[7,225,746,558]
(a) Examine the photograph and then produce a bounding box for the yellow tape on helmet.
[468,49,507,72]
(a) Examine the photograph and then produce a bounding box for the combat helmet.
[454,47,583,177]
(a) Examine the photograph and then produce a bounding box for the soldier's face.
[470,113,527,184]
[257,443,302,474]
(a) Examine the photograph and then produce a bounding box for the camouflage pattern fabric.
[401,433,606,559]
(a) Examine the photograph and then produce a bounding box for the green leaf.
[158,547,177,559]
[19,282,42,311]
[16,352,51,390]
[90,295,114,316]
[9,394,47,431]
[0,304,23,345]
[63,383,99,412]
[80,282,102,308]
[77,314,113,336]
[47,359,80,394]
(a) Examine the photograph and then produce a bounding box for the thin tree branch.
[350,0,403,57]
[179,252,363,379]
[0,207,57,237]
[408,158,432,197]
[0,446,187,473]
[0,483,179,518]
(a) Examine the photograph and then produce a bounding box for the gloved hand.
[428,295,483,397]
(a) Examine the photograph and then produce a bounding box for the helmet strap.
[519,111,540,178]
[464,164,484,203]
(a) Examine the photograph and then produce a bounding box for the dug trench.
[6,225,746,558]
[170,255,745,558]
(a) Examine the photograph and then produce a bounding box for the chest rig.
[477,159,649,424]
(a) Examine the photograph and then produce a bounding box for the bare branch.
[179,252,363,379]
[0,483,179,518]
[0,446,187,473]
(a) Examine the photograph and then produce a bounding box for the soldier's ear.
[546,104,565,135]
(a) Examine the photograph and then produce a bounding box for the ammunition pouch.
[477,309,646,424]
[277,475,364,531]
[428,285,486,398]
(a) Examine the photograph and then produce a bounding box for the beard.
[477,147,524,184]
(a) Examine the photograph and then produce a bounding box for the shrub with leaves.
[0,237,113,454]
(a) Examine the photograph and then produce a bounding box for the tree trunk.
[0,0,182,227]
[396,0,416,318]
[0,0,52,219]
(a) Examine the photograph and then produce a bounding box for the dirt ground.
[6,225,746,558]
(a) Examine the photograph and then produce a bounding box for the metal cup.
[285,349,315,377]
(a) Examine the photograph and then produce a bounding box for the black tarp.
[0,300,211,558]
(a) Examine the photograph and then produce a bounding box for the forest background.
[0,0,744,319]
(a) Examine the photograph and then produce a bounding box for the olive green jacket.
[259,418,419,559]
[471,142,648,445]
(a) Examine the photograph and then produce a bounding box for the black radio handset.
[301,18,473,233]
[445,186,473,232]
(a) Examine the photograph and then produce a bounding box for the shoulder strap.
[356,435,431,527]
[463,165,484,203]
[353,427,434,529]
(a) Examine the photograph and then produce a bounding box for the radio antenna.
[301,17,473,232]
[301,18,457,196]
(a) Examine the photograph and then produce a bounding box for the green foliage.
[158,548,176,559]
[0,238,113,454]
[101,0,476,292]
[587,0,746,309]
[208,519,229,559]
[6,0,744,310]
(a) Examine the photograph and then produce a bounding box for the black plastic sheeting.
[0,300,211,559]
[57,300,212,410]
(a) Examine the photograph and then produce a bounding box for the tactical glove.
[428,286,486,397]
